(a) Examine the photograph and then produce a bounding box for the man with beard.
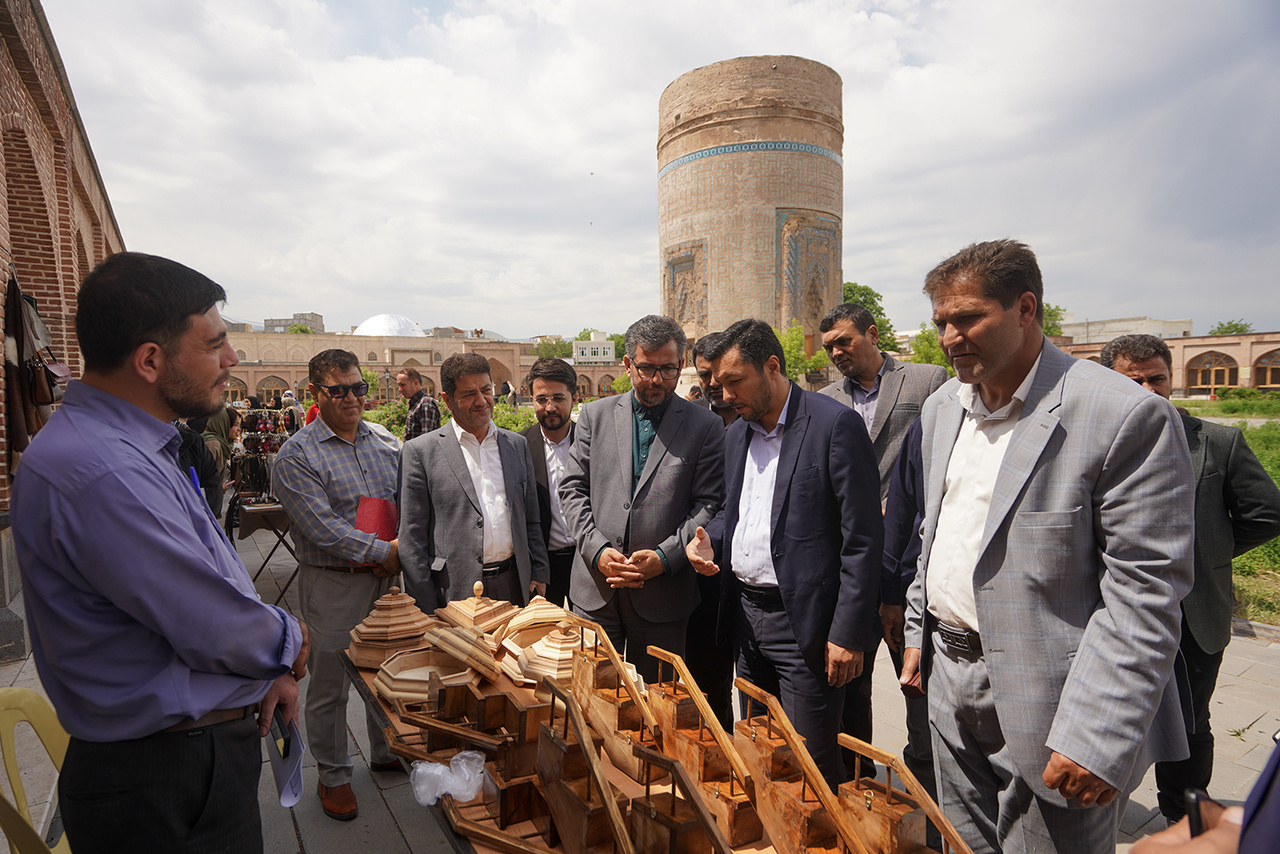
[560,315,724,683]
[694,332,740,429]
[818,302,947,775]
[398,353,548,610]
[520,358,579,607]
[687,318,883,787]
[13,253,308,853]
[272,348,403,821]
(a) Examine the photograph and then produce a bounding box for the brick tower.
[657,56,843,348]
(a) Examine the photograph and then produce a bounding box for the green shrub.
[363,399,408,438]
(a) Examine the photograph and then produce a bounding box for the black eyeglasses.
[633,364,680,380]
[316,381,369,399]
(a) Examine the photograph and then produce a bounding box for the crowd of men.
[10,242,1280,853]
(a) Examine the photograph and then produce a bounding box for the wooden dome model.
[347,586,438,669]
[435,581,520,635]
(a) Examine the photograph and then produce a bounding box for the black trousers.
[736,594,846,789]
[59,715,263,854]
[683,572,735,731]
[546,547,575,608]
[1156,620,1225,821]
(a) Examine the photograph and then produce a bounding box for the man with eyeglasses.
[272,349,403,821]
[398,353,549,611]
[560,314,724,683]
[521,358,581,608]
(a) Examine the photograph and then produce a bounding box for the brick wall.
[0,0,126,512]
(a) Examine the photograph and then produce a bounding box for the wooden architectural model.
[437,580,521,635]
[348,586,439,669]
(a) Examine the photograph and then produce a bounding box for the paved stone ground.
[3,523,1279,852]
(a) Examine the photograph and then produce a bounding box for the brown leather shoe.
[317,782,358,821]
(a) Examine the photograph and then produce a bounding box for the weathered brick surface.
[658,56,843,342]
[1,0,126,511]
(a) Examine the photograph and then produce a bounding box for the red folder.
[356,496,398,541]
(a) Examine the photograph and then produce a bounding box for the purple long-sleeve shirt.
[12,381,301,742]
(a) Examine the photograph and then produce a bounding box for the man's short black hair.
[77,252,227,372]
[309,349,360,385]
[692,332,724,363]
[923,239,1045,324]
[704,319,785,374]
[397,367,422,384]
[527,358,577,393]
[624,315,686,361]
[440,353,491,396]
[1099,334,1173,371]
[819,303,875,335]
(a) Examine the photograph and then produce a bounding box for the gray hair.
[1099,334,1172,371]
[624,314,686,360]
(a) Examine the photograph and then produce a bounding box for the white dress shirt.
[451,418,514,563]
[927,352,1043,630]
[541,428,575,550]
[731,388,792,587]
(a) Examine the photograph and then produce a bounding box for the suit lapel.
[614,393,634,488]
[527,427,548,489]
[977,345,1066,558]
[869,355,904,442]
[497,432,522,531]
[771,386,807,530]
[442,428,482,514]
[1182,414,1205,484]
[637,400,686,495]
[926,389,964,528]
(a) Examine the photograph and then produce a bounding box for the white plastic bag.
[410,750,488,806]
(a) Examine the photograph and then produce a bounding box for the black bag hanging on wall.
[9,263,71,404]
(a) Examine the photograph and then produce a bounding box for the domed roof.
[352,314,427,338]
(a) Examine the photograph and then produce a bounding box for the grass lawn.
[1231,420,1280,625]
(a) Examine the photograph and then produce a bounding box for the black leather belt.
[482,556,516,577]
[548,546,575,557]
[739,582,784,611]
[320,565,375,573]
[160,704,255,735]
[936,621,982,655]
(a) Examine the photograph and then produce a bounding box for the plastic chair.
[0,688,70,854]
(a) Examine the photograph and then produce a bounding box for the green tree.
[1042,302,1066,337]
[612,374,632,394]
[576,328,598,340]
[536,337,573,359]
[841,282,897,348]
[773,321,830,382]
[908,322,954,377]
[286,323,315,334]
[608,332,626,360]
[1209,319,1254,335]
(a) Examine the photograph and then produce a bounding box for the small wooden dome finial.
[472,580,484,599]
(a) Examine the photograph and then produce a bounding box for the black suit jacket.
[521,421,576,546]
[706,385,883,675]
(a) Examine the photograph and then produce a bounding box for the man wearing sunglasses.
[272,349,403,821]
[560,314,724,683]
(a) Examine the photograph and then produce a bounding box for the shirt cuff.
[365,538,393,566]
[656,547,671,577]
[592,545,608,574]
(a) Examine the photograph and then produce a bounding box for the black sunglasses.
[316,381,369,399]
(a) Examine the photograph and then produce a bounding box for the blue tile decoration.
[657,141,843,179]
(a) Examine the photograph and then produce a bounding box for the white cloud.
[40,0,1280,337]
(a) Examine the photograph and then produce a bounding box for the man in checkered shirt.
[398,366,442,441]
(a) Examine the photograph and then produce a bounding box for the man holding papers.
[273,348,403,821]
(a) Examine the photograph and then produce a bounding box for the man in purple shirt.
[12,253,308,853]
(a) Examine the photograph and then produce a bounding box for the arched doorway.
[598,374,616,395]
[1186,352,1238,395]
[1255,350,1280,390]
[224,377,248,403]
[577,376,592,399]
[256,376,290,404]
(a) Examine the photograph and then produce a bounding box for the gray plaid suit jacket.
[559,392,724,622]
[905,340,1195,796]
[397,423,549,611]
[820,353,948,501]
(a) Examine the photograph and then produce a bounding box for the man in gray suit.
[398,353,549,611]
[560,315,724,683]
[819,302,948,502]
[899,240,1195,853]
[819,302,947,775]
[1101,333,1280,823]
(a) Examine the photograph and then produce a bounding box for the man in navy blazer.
[688,319,883,787]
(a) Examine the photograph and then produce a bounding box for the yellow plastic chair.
[0,687,70,854]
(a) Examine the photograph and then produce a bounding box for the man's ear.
[868,324,879,347]
[132,342,166,385]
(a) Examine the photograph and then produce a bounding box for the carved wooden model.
[348,585,440,669]
[628,742,732,854]
[437,580,521,635]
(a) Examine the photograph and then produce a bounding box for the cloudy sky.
[41,0,1280,339]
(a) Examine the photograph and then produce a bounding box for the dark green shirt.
[632,393,672,489]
